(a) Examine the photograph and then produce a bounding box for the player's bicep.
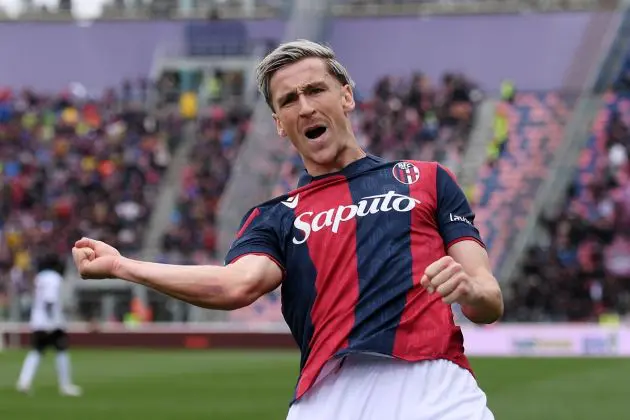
[227,254,283,299]
[435,164,484,248]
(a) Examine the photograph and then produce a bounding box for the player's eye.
[309,86,325,94]
[280,95,297,108]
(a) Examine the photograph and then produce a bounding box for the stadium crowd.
[506,89,630,323]
[159,104,252,265]
[0,80,179,316]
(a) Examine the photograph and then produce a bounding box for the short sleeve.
[435,165,485,248]
[224,206,285,270]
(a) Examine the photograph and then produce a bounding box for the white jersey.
[29,270,65,331]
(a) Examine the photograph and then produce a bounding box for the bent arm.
[112,254,283,310]
[448,240,504,324]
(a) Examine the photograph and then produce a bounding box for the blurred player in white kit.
[16,253,82,396]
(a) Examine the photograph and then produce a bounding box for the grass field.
[0,349,628,419]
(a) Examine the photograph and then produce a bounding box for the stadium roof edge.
[0,0,620,23]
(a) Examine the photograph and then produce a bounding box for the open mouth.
[304,125,327,140]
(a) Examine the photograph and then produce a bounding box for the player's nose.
[298,95,316,117]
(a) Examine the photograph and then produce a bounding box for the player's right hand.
[72,237,122,280]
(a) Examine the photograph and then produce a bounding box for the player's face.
[270,57,356,173]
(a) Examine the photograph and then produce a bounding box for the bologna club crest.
[392,162,420,185]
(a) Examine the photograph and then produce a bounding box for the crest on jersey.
[392,162,420,185]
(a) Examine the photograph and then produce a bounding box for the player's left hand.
[420,256,480,306]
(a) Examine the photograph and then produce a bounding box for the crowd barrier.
[0,323,628,356]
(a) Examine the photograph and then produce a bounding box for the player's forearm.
[461,276,504,324]
[112,257,254,310]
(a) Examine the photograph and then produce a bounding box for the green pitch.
[0,350,628,419]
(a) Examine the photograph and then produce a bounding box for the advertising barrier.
[1,322,629,356]
[461,324,628,356]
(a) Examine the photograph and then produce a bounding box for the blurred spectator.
[486,80,515,166]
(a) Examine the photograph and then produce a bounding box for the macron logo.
[281,194,300,209]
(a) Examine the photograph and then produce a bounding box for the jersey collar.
[297,154,384,188]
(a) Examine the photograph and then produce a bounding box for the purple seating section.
[474,92,577,273]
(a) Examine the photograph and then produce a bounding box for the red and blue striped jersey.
[225,155,484,402]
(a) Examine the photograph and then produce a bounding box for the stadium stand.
[506,85,630,322]
[159,103,252,266]
[473,91,578,276]
[0,82,180,318]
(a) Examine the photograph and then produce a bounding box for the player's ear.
[273,113,287,138]
[341,84,355,113]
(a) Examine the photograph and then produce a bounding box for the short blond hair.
[255,39,355,110]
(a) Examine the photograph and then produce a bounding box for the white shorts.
[286,355,494,420]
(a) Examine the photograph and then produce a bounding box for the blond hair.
[255,39,355,110]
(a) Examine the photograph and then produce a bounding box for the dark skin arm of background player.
[447,240,504,324]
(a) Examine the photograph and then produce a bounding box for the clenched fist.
[421,256,479,306]
[72,237,122,280]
